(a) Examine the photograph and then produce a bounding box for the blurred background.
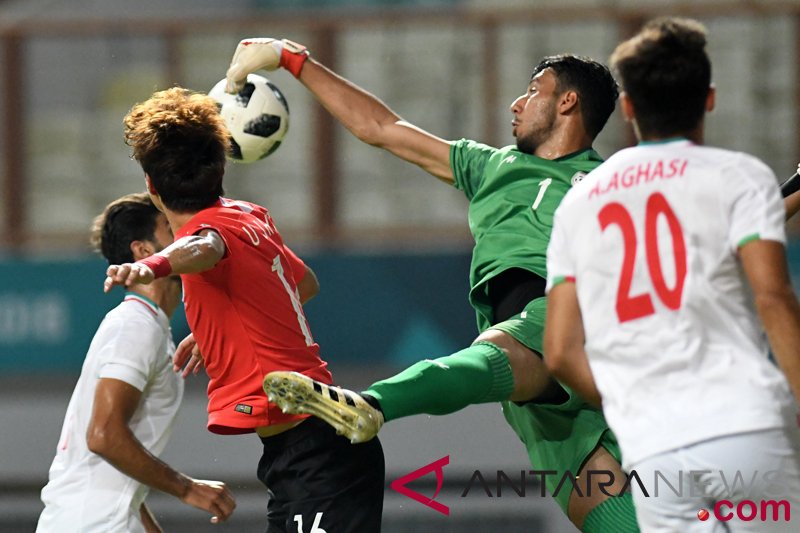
[2,0,800,531]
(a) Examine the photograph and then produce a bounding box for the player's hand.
[174,333,204,378]
[225,37,308,93]
[103,263,155,293]
[181,478,236,524]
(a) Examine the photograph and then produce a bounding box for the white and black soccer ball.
[208,73,289,163]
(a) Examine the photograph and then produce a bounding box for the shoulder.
[450,138,497,163]
[694,146,778,190]
[451,138,499,153]
[103,300,166,342]
[177,198,271,236]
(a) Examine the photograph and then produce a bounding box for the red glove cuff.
[137,255,172,279]
[279,40,310,78]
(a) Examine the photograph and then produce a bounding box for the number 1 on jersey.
[272,256,314,346]
[599,192,687,323]
[532,178,552,210]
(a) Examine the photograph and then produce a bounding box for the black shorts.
[257,417,385,532]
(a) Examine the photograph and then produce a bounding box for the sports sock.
[581,493,639,533]
[363,341,514,422]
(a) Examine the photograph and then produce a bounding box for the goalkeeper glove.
[225,38,309,93]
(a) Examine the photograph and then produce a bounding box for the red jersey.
[175,197,332,434]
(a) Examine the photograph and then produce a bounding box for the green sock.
[364,341,514,422]
[582,493,639,533]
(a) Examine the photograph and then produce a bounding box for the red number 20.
[598,192,687,323]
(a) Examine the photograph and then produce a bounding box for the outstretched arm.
[225,38,454,183]
[104,229,225,292]
[87,378,236,523]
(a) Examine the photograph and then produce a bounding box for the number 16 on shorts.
[294,512,326,533]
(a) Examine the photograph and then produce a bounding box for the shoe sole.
[263,372,377,443]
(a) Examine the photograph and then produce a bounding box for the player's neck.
[163,209,198,235]
[533,123,593,160]
[128,279,181,319]
[637,120,705,146]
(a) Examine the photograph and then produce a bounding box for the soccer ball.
[208,73,289,163]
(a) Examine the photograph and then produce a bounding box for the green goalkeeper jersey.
[450,138,604,331]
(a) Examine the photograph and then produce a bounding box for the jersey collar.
[124,292,169,328]
[554,147,603,163]
[638,137,691,146]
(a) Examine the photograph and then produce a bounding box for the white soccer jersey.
[37,293,183,533]
[546,139,795,469]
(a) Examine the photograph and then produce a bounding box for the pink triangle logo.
[390,455,450,516]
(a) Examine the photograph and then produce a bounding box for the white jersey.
[37,293,183,533]
[546,139,795,468]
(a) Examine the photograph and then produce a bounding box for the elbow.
[351,122,383,147]
[543,341,568,381]
[351,113,399,148]
[86,425,110,456]
[755,287,797,317]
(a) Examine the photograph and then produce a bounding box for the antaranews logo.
[390,455,450,515]
[392,455,796,524]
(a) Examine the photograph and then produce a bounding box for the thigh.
[687,428,800,533]
[483,296,565,402]
[486,296,548,354]
[632,451,725,533]
[501,400,613,514]
[261,418,385,533]
[632,429,800,533]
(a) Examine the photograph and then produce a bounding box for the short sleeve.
[96,316,163,391]
[727,154,786,251]
[450,139,496,200]
[546,200,577,293]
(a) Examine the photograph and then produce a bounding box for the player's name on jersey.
[588,158,689,200]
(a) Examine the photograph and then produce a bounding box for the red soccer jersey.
[175,197,332,434]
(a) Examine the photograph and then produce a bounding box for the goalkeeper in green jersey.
[225,39,637,532]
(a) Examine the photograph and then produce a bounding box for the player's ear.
[130,240,153,261]
[144,174,157,196]
[705,85,716,113]
[558,90,579,114]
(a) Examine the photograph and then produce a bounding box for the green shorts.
[489,296,622,514]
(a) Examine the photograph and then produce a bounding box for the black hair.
[532,54,619,139]
[90,192,160,265]
[610,17,711,137]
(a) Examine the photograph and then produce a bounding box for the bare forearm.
[784,192,800,222]
[757,291,800,402]
[299,59,400,146]
[89,428,190,499]
[549,350,602,408]
[159,234,224,274]
[140,503,163,533]
[298,59,454,181]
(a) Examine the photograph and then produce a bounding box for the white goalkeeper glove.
[225,38,309,93]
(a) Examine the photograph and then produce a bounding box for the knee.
[474,330,553,402]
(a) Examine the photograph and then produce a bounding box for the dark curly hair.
[124,87,230,213]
